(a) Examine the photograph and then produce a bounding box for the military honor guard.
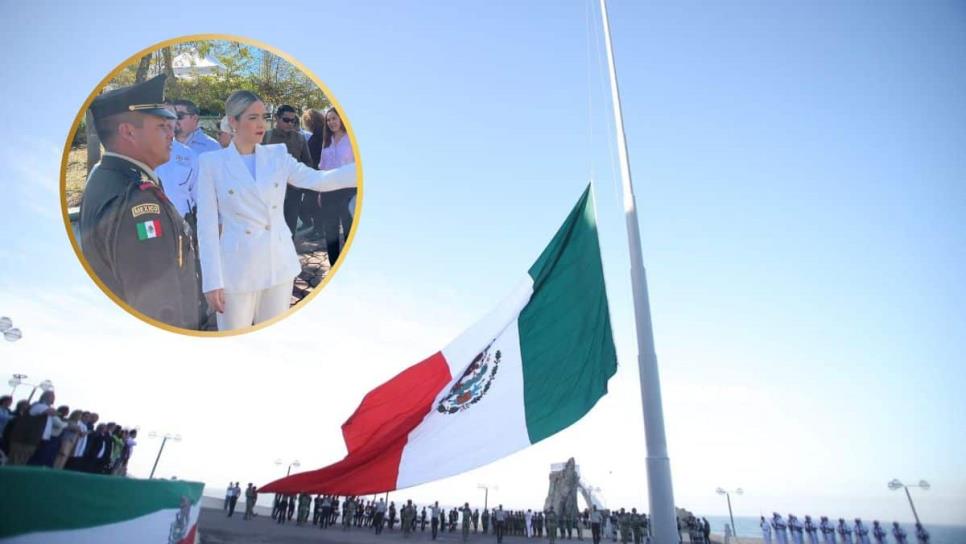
[914,522,929,544]
[892,522,909,544]
[773,513,790,544]
[871,521,888,544]
[80,74,202,330]
[804,515,821,544]
[838,518,854,544]
[854,519,871,544]
[820,516,837,544]
[790,514,805,544]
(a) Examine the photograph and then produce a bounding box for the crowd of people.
[760,512,931,544]
[226,493,667,544]
[80,74,358,332]
[0,391,137,475]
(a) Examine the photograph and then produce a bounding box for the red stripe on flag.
[153,219,163,238]
[176,523,197,544]
[259,352,452,495]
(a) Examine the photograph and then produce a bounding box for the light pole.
[716,487,743,538]
[275,458,301,476]
[8,374,27,396]
[1,316,22,343]
[477,484,498,511]
[888,479,929,525]
[8,375,54,402]
[148,432,181,479]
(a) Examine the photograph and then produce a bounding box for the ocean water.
[703,516,965,544]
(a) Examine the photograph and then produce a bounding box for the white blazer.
[196,143,357,293]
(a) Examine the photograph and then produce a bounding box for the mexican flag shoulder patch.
[136,219,163,241]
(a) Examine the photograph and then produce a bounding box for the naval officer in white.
[196,90,357,331]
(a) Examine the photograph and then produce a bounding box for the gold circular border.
[60,33,365,338]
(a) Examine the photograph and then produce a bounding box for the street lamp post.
[8,375,54,402]
[275,459,301,476]
[888,479,929,525]
[149,432,181,479]
[8,374,27,396]
[716,487,743,538]
[477,484,498,512]
[1,316,22,343]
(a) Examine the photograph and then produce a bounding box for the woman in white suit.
[196,90,357,331]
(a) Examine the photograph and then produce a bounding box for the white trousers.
[217,281,293,331]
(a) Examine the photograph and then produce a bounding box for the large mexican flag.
[261,184,617,495]
[0,467,204,543]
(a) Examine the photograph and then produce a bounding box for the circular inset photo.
[61,35,362,336]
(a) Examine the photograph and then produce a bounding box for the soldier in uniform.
[837,518,853,544]
[892,522,908,544]
[631,508,644,544]
[871,521,887,544]
[854,519,871,544]
[819,516,836,544]
[546,506,560,544]
[495,505,508,543]
[618,509,632,544]
[80,74,201,329]
[481,506,490,534]
[430,501,440,539]
[804,515,820,544]
[461,502,472,542]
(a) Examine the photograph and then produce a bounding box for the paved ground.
[199,508,528,544]
[197,509,731,544]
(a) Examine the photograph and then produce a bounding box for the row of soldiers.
[262,494,655,544]
[762,512,931,544]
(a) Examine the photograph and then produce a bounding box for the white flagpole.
[598,1,678,543]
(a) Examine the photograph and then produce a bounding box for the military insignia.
[137,219,163,240]
[167,496,191,544]
[131,203,160,218]
[436,340,501,414]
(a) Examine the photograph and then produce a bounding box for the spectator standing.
[262,104,315,238]
[317,107,356,265]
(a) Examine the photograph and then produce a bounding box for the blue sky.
[1,0,964,525]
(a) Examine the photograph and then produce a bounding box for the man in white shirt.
[173,99,221,156]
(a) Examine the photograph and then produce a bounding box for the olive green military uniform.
[80,74,201,329]
[547,510,559,544]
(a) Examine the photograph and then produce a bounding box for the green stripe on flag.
[520,184,618,443]
[136,221,148,240]
[0,466,204,537]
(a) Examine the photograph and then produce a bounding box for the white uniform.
[838,521,853,544]
[762,518,773,544]
[525,511,533,537]
[156,140,199,217]
[773,516,789,544]
[820,519,837,544]
[196,143,357,330]
[804,518,820,544]
[790,516,804,544]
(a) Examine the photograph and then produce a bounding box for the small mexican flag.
[260,184,617,495]
[0,467,204,543]
[136,219,162,241]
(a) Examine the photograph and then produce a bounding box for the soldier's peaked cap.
[90,74,176,121]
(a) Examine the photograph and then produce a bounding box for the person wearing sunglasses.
[195,91,356,331]
[172,99,221,156]
[263,104,315,239]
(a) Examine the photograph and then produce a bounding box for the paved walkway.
[199,508,522,544]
